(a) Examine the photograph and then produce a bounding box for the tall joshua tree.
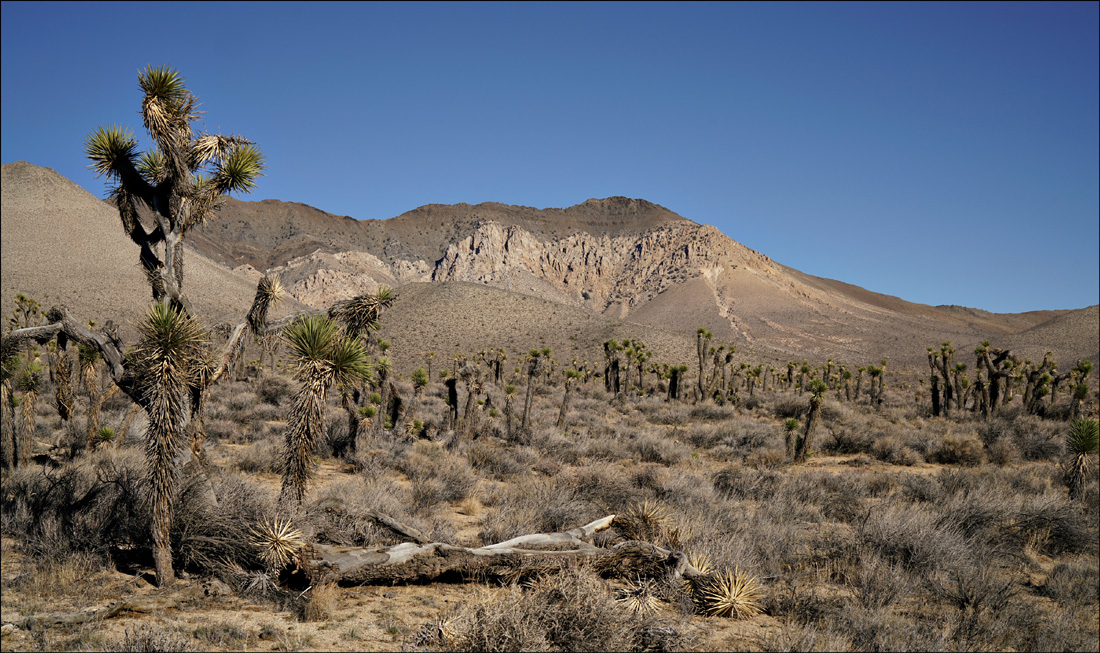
[280,315,370,508]
[521,349,548,431]
[130,303,208,586]
[85,65,264,314]
[696,328,713,398]
[795,379,828,463]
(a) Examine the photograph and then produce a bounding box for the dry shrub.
[463,440,535,479]
[436,566,655,652]
[870,436,922,466]
[760,622,852,652]
[628,429,688,466]
[234,438,282,473]
[848,550,909,610]
[478,476,597,545]
[257,374,294,406]
[1042,556,1100,607]
[987,436,1020,466]
[857,503,970,574]
[932,434,984,466]
[712,465,782,501]
[828,425,875,455]
[397,441,477,512]
[192,621,250,647]
[307,477,428,546]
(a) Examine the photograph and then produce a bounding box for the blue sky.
[3,1,1097,313]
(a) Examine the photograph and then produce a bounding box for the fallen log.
[298,515,703,586]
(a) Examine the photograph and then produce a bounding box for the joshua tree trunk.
[445,378,459,431]
[281,375,327,508]
[931,374,942,417]
[17,389,36,467]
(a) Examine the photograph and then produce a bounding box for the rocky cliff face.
[269,217,782,318]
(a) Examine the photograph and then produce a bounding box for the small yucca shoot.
[249,518,304,570]
[1064,418,1099,499]
[695,569,764,619]
[616,577,661,615]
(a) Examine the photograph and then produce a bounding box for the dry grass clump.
[298,582,338,622]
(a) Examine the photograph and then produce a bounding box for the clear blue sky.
[3,1,1097,313]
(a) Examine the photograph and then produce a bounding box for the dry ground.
[2,362,1098,652]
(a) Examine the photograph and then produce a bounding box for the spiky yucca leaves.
[616,577,661,615]
[14,360,42,467]
[694,569,764,619]
[327,287,395,340]
[249,518,305,571]
[131,303,209,586]
[615,499,673,543]
[1063,418,1099,499]
[86,65,264,309]
[280,315,371,506]
[246,274,284,335]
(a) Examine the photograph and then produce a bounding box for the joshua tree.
[85,65,264,314]
[798,363,811,394]
[557,369,582,428]
[1062,418,1098,500]
[603,339,622,395]
[405,367,429,435]
[12,356,43,467]
[696,328,713,398]
[521,349,549,431]
[279,314,371,508]
[503,383,518,440]
[668,364,688,401]
[129,303,208,586]
[1069,360,1093,420]
[795,379,828,462]
[783,417,800,459]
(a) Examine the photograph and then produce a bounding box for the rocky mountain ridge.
[3,161,1096,370]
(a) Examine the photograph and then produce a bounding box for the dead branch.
[299,515,704,586]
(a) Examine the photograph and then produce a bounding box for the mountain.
[194,190,1095,369]
[3,161,1095,371]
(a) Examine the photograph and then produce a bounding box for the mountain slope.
[0,161,303,334]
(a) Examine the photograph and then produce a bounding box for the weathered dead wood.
[3,596,179,630]
[301,515,703,587]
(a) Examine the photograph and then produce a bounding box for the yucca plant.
[279,315,371,507]
[694,568,764,619]
[249,518,305,571]
[783,417,800,459]
[1063,418,1099,499]
[130,302,209,586]
[85,65,264,312]
[616,577,661,615]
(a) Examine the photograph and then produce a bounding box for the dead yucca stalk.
[249,518,304,571]
[694,569,764,619]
